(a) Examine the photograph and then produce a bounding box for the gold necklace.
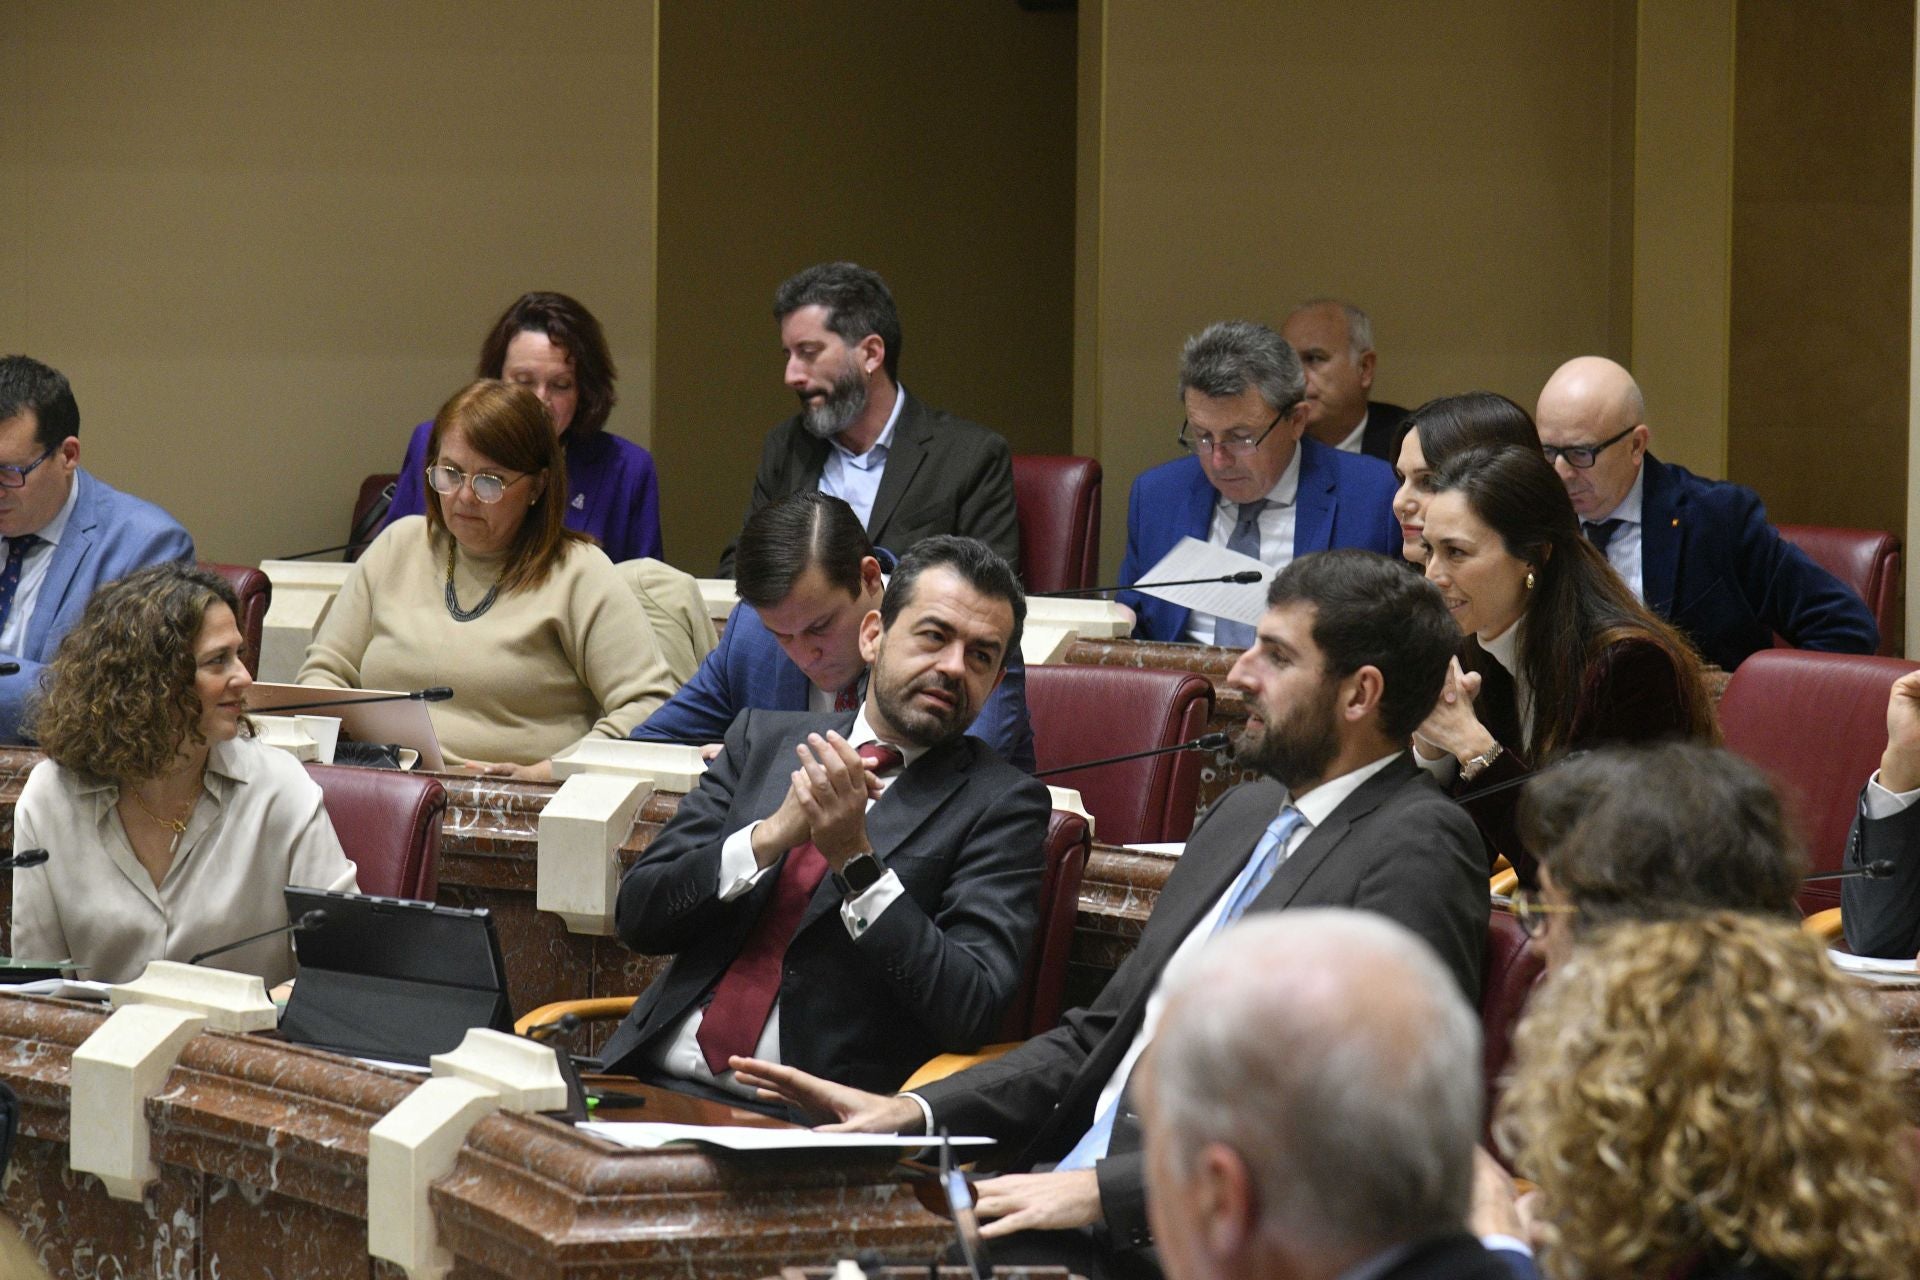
[129,788,191,835]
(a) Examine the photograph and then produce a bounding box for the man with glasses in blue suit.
[1535,356,1876,672]
[1116,322,1399,646]
[0,357,194,741]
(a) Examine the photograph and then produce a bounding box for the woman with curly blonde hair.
[1495,913,1920,1280]
[12,563,356,984]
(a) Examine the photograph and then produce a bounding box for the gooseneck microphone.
[1804,860,1897,883]
[189,909,328,966]
[1034,570,1265,599]
[255,687,454,715]
[0,849,49,870]
[1036,732,1231,779]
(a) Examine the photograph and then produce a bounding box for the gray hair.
[1290,298,1375,360]
[1145,909,1481,1256]
[1178,321,1305,415]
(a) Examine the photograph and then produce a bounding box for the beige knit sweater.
[297,516,674,765]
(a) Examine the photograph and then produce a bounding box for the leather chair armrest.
[1489,868,1519,898]
[898,1043,1022,1093]
[1802,907,1844,943]
[515,996,639,1037]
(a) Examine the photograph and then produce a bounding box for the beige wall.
[1731,0,1912,535]
[0,1,656,566]
[651,3,1078,573]
[1078,0,1636,575]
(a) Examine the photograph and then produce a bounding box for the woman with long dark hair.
[1413,443,1715,881]
[1389,392,1542,565]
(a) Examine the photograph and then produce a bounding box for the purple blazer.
[385,421,664,563]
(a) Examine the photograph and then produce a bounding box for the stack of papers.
[6,978,111,1002]
[1827,950,1920,984]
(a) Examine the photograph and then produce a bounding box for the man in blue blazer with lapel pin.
[635,490,1035,770]
[0,357,194,742]
[1536,356,1877,672]
[1117,321,1400,644]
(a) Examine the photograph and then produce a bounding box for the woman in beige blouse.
[299,380,674,779]
[12,564,359,986]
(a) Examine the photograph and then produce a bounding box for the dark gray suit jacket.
[718,390,1020,574]
[1841,786,1920,958]
[914,754,1489,1254]
[599,708,1050,1094]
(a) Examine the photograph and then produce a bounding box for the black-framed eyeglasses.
[1507,889,1579,939]
[1541,425,1636,470]
[425,463,531,505]
[1177,404,1291,460]
[0,445,57,490]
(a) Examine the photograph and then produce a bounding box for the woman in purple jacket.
[381,292,663,563]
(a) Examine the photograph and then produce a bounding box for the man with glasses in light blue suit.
[0,357,195,741]
[1117,322,1400,646]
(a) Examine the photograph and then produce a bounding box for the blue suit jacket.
[631,600,1037,773]
[1116,438,1401,641]
[0,470,195,741]
[1640,455,1878,671]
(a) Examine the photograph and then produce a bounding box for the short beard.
[870,645,972,750]
[1233,680,1340,794]
[799,361,869,440]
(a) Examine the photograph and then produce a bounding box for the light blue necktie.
[1211,501,1269,650]
[1055,805,1306,1171]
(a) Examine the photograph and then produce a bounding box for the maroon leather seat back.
[302,763,447,900]
[201,562,270,678]
[1012,455,1101,594]
[1717,650,1919,914]
[1481,909,1545,1157]
[1777,524,1903,655]
[1027,665,1214,846]
[348,472,400,562]
[996,808,1091,1040]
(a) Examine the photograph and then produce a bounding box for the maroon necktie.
[833,680,860,712]
[696,741,904,1073]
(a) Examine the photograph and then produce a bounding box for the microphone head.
[1866,859,1898,880]
[416,686,455,702]
[9,848,48,868]
[1227,569,1265,584]
[1194,731,1231,751]
[296,909,329,930]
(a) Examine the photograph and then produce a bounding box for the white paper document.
[1136,538,1270,627]
[1828,949,1920,984]
[8,979,112,1002]
[580,1122,995,1153]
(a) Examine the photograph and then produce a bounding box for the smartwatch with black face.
[833,852,883,898]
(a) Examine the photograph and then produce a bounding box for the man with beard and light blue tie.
[1116,322,1399,646]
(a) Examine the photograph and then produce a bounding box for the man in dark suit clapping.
[600,536,1049,1103]
[736,549,1490,1280]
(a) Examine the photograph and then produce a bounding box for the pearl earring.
[1525,570,1536,590]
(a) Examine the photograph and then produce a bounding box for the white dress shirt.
[818,385,907,529]
[10,734,358,985]
[648,707,921,1096]
[0,475,80,656]
[1182,446,1303,646]
[905,752,1402,1140]
[1593,467,1645,600]
[1866,771,1920,820]
[1334,412,1371,455]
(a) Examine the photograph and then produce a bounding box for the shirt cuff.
[718,822,776,900]
[840,869,906,938]
[1865,771,1920,821]
[900,1090,936,1137]
[1413,741,1460,782]
[1479,1234,1532,1259]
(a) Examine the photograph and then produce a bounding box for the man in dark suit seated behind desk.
[735,550,1491,1278]
[633,490,1035,771]
[599,536,1050,1103]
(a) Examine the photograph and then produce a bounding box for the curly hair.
[1495,914,1920,1280]
[28,563,242,782]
